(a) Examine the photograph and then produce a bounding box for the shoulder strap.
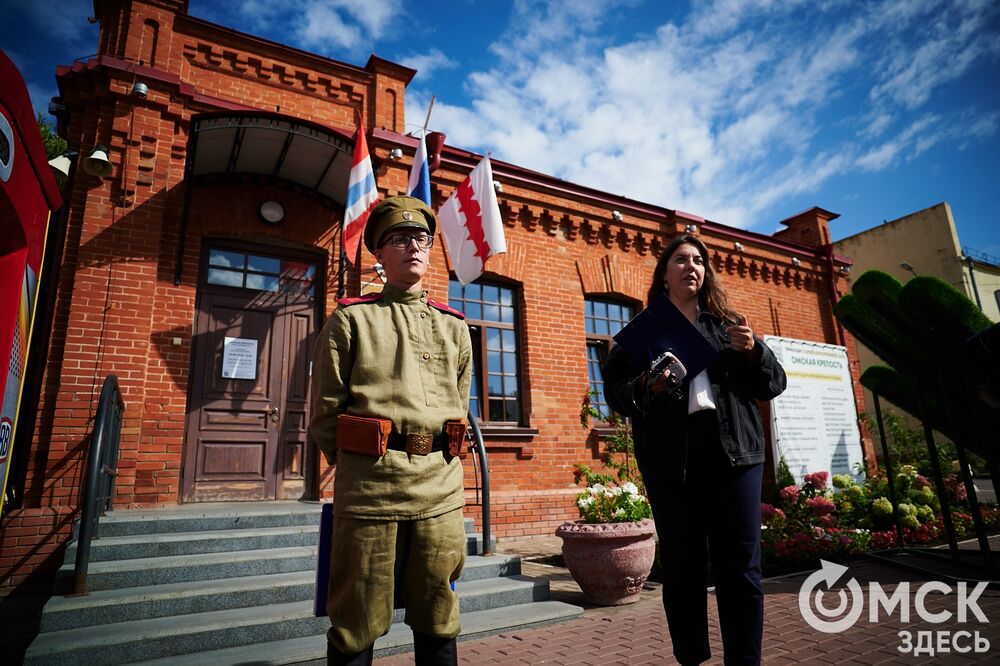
[426,298,465,320]
[336,293,382,307]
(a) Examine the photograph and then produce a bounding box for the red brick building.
[1,0,869,593]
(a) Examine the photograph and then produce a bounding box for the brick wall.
[1,0,870,592]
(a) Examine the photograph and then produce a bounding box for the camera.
[649,351,687,386]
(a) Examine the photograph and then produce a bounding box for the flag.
[342,117,378,264]
[407,132,431,205]
[438,156,507,285]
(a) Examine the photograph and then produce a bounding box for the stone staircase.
[24,501,581,665]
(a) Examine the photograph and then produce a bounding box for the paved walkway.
[377,536,1000,665]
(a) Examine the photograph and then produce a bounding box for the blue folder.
[314,502,334,617]
[612,294,719,379]
[313,502,457,618]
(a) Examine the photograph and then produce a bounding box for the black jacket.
[603,311,787,482]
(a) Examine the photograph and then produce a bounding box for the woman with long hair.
[603,234,787,665]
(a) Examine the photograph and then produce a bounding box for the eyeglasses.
[382,232,434,249]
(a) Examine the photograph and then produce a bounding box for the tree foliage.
[37,113,67,160]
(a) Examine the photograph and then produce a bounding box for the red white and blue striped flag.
[438,155,506,285]
[342,116,378,264]
[407,132,431,206]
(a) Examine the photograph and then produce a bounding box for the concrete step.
[40,571,317,632]
[86,502,324,538]
[77,505,492,555]
[85,503,487,539]
[65,525,490,562]
[25,600,328,666]
[119,601,585,666]
[53,546,519,595]
[65,525,320,562]
[40,570,545,633]
[26,582,570,666]
[55,545,318,593]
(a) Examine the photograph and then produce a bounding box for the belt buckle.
[405,433,434,455]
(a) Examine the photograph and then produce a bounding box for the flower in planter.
[803,471,829,492]
[779,485,800,503]
[819,514,838,528]
[574,481,652,524]
[872,497,894,519]
[832,474,853,489]
[760,503,785,524]
[805,496,836,517]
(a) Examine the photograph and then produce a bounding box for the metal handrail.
[69,375,126,596]
[466,411,492,556]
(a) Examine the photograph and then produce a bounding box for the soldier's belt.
[387,431,447,455]
[336,414,468,457]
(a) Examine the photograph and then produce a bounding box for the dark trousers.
[645,410,764,665]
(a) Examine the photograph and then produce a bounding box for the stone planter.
[555,518,656,605]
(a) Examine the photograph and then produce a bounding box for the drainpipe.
[964,255,983,311]
[824,244,848,347]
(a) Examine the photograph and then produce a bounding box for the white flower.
[622,482,639,496]
[589,483,605,496]
[604,491,616,499]
[613,508,625,518]
[577,497,594,508]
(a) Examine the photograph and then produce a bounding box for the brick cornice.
[175,14,372,82]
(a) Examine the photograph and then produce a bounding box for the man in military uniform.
[310,196,472,666]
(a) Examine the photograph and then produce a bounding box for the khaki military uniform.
[310,282,472,654]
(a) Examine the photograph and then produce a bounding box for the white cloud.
[421,0,1000,230]
[221,0,402,55]
[299,3,364,51]
[398,49,459,80]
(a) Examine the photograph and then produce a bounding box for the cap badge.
[402,211,413,221]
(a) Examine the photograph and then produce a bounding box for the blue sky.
[4,0,999,256]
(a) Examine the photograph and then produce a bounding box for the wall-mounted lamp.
[493,180,503,194]
[684,224,698,233]
[83,144,113,177]
[131,81,148,98]
[611,210,623,222]
[734,241,745,252]
[388,148,403,161]
[259,200,285,225]
[839,265,851,275]
[791,257,801,267]
[48,101,65,117]
[900,261,917,275]
[47,151,77,188]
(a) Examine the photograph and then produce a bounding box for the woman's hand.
[725,314,756,354]
[647,368,680,393]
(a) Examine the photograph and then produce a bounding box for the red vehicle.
[0,48,63,514]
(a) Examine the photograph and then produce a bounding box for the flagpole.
[422,95,436,133]
[337,245,347,299]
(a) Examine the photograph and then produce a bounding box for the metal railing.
[69,375,126,596]
[466,411,492,555]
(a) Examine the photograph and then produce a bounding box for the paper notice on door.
[222,337,258,380]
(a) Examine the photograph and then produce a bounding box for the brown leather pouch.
[445,419,468,456]
[336,414,392,457]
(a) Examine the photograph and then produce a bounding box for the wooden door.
[182,243,320,502]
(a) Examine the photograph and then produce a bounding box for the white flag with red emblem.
[438,155,506,285]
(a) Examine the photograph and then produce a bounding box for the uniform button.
[422,352,430,360]
[420,312,427,319]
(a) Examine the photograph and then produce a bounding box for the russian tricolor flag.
[342,116,379,264]
[407,132,431,206]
